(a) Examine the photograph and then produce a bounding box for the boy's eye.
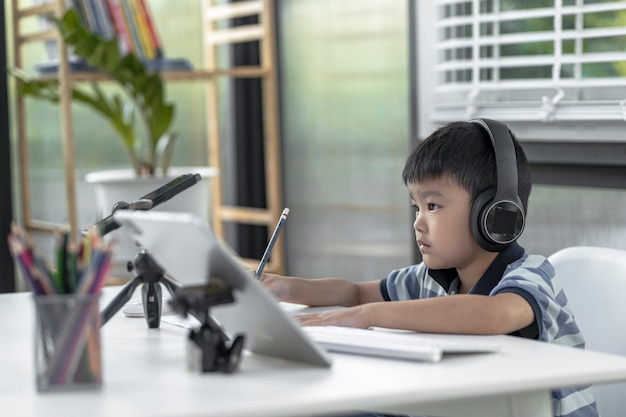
[412,203,439,212]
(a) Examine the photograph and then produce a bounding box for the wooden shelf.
[31,66,270,83]
[10,0,286,275]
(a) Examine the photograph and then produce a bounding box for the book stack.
[96,0,161,60]
[35,0,193,75]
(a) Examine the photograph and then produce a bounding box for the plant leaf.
[156,132,177,175]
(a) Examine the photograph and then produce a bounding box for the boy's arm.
[260,273,384,307]
[298,292,535,335]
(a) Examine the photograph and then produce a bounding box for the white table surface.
[2,286,626,417]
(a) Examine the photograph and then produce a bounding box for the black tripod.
[92,173,202,328]
[100,249,180,328]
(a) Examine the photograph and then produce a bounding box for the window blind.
[429,0,626,128]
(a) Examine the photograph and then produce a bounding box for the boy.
[260,119,598,417]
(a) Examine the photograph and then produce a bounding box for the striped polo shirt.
[379,243,599,417]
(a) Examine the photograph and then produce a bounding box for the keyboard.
[303,326,499,362]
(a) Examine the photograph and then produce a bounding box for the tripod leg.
[100,278,142,326]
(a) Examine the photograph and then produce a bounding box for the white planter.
[85,166,219,278]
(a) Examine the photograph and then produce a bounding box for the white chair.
[548,246,626,417]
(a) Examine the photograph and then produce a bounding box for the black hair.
[402,121,532,212]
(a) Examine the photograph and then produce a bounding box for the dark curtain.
[0,1,16,292]
[408,0,422,264]
[229,3,269,260]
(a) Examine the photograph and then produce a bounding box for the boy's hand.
[296,305,370,329]
[258,272,293,302]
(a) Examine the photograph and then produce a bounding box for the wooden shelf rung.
[16,3,57,19]
[27,219,71,234]
[218,206,276,225]
[216,67,269,77]
[18,29,57,45]
[206,25,264,45]
[205,1,263,21]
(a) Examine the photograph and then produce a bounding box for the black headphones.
[468,118,526,252]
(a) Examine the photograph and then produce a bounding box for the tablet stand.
[170,282,245,373]
[100,252,245,372]
[100,249,245,372]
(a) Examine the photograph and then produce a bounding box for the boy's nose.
[413,213,426,233]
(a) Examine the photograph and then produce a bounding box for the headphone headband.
[469,118,519,204]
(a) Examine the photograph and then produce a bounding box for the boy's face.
[408,176,485,271]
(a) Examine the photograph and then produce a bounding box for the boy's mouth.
[417,239,431,250]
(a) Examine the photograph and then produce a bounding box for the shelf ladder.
[202,0,286,274]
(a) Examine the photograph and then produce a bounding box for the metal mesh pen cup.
[34,294,102,392]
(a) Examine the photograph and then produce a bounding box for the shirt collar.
[428,243,525,294]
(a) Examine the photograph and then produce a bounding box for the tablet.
[112,210,333,367]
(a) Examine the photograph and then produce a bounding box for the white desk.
[2,286,626,417]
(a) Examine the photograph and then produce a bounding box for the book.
[128,0,155,59]
[120,0,145,58]
[78,0,99,35]
[105,0,133,54]
[137,0,163,58]
[71,0,89,26]
[90,0,116,39]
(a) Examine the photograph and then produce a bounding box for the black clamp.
[170,281,245,373]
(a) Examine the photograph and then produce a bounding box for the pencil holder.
[34,294,102,392]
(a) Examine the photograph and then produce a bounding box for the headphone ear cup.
[471,188,525,252]
[470,188,500,252]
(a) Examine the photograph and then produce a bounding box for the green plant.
[12,8,176,176]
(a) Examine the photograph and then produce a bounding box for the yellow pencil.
[82,231,92,270]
